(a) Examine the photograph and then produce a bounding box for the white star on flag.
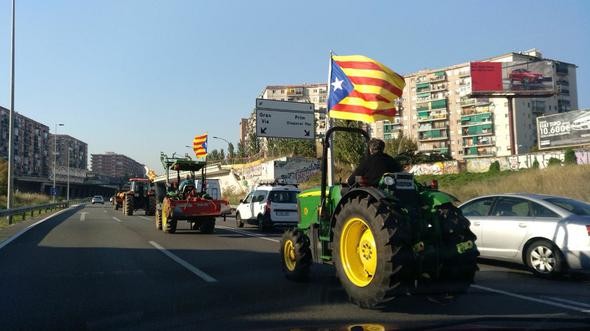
[331,77,344,91]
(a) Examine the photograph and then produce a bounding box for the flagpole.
[326,51,334,187]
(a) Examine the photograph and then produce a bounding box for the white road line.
[216,225,280,243]
[0,207,74,250]
[148,241,217,283]
[139,216,150,221]
[473,285,590,314]
[541,296,590,309]
[112,217,122,223]
[80,212,87,221]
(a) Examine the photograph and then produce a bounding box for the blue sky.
[0,0,588,171]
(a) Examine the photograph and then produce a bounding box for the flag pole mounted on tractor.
[325,51,334,187]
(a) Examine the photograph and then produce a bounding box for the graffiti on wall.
[466,149,590,173]
[233,157,320,190]
[409,161,460,176]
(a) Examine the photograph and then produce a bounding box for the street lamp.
[52,123,64,202]
[66,146,71,202]
[6,0,16,223]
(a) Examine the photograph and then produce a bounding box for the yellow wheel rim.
[340,217,377,287]
[162,200,169,230]
[283,239,297,271]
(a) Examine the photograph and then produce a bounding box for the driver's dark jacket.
[347,152,402,186]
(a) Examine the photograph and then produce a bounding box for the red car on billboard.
[509,68,544,84]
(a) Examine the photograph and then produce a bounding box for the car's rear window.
[93,196,103,199]
[268,191,298,203]
[543,197,590,216]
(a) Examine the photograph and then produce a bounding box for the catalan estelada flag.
[193,134,208,158]
[328,55,405,123]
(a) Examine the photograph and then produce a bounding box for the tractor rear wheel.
[280,228,312,281]
[199,217,215,234]
[333,195,412,309]
[435,203,479,296]
[162,200,176,234]
[146,196,156,216]
[155,209,162,230]
[124,195,134,216]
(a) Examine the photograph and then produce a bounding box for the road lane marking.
[473,285,590,314]
[541,296,590,309]
[148,241,217,283]
[112,217,122,223]
[0,207,77,250]
[216,225,280,243]
[139,216,150,221]
[80,212,87,221]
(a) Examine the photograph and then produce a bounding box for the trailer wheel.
[333,195,412,309]
[199,217,215,234]
[280,228,312,281]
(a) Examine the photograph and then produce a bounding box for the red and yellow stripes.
[193,134,207,158]
[331,55,405,123]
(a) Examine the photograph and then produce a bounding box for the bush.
[547,157,562,167]
[532,157,540,169]
[488,160,501,173]
[564,149,577,165]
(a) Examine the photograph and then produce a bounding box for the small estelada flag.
[193,134,208,158]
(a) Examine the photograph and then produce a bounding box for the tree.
[208,149,221,162]
[384,132,417,156]
[247,132,260,157]
[237,142,247,158]
[266,138,315,158]
[488,160,501,173]
[532,157,540,169]
[333,120,367,169]
[564,148,577,165]
[0,158,7,195]
[547,157,562,167]
[227,143,235,161]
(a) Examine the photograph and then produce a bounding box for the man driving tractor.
[347,138,402,186]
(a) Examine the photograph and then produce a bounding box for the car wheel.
[236,213,244,228]
[525,240,565,278]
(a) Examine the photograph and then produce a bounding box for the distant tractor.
[279,127,479,308]
[113,178,156,216]
[156,153,229,234]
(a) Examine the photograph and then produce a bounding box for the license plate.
[276,211,290,216]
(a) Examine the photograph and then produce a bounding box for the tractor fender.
[329,186,388,235]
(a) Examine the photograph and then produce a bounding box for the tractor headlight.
[383,176,395,186]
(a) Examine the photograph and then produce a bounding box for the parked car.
[91,195,105,204]
[235,183,300,231]
[460,193,590,277]
[509,68,544,84]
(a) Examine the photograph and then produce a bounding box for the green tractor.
[279,127,479,308]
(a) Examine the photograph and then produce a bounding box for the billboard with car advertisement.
[471,60,555,95]
[537,109,590,149]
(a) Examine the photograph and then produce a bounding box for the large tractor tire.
[280,228,312,281]
[146,196,156,216]
[162,200,176,234]
[113,200,119,210]
[155,209,162,230]
[199,217,216,234]
[124,195,134,216]
[333,195,413,309]
[435,203,479,296]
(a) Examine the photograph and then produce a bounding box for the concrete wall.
[466,149,590,172]
[409,161,460,176]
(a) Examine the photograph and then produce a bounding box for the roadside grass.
[417,164,590,203]
[0,192,57,229]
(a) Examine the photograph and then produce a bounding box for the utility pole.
[6,0,16,224]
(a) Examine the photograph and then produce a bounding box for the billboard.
[471,60,555,96]
[537,110,590,149]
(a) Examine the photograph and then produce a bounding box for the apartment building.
[49,134,88,170]
[0,107,50,177]
[372,49,578,159]
[91,152,145,179]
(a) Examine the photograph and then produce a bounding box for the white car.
[571,113,590,131]
[235,184,300,231]
[91,195,104,204]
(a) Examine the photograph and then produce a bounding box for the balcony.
[419,146,449,154]
[430,83,448,92]
[430,99,447,110]
[430,72,447,82]
[418,128,448,141]
[418,112,447,122]
[463,136,494,147]
[460,97,490,107]
[463,146,495,158]
[461,112,492,126]
[462,123,493,137]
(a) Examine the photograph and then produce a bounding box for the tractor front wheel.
[280,228,312,281]
[333,196,412,309]
[162,200,176,234]
[155,209,162,230]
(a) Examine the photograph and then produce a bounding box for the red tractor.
[113,178,156,216]
[156,153,229,234]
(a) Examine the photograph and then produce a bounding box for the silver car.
[460,193,590,277]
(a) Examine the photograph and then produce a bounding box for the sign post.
[255,99,315,140]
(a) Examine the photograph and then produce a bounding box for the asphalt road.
[1,204,590,331]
